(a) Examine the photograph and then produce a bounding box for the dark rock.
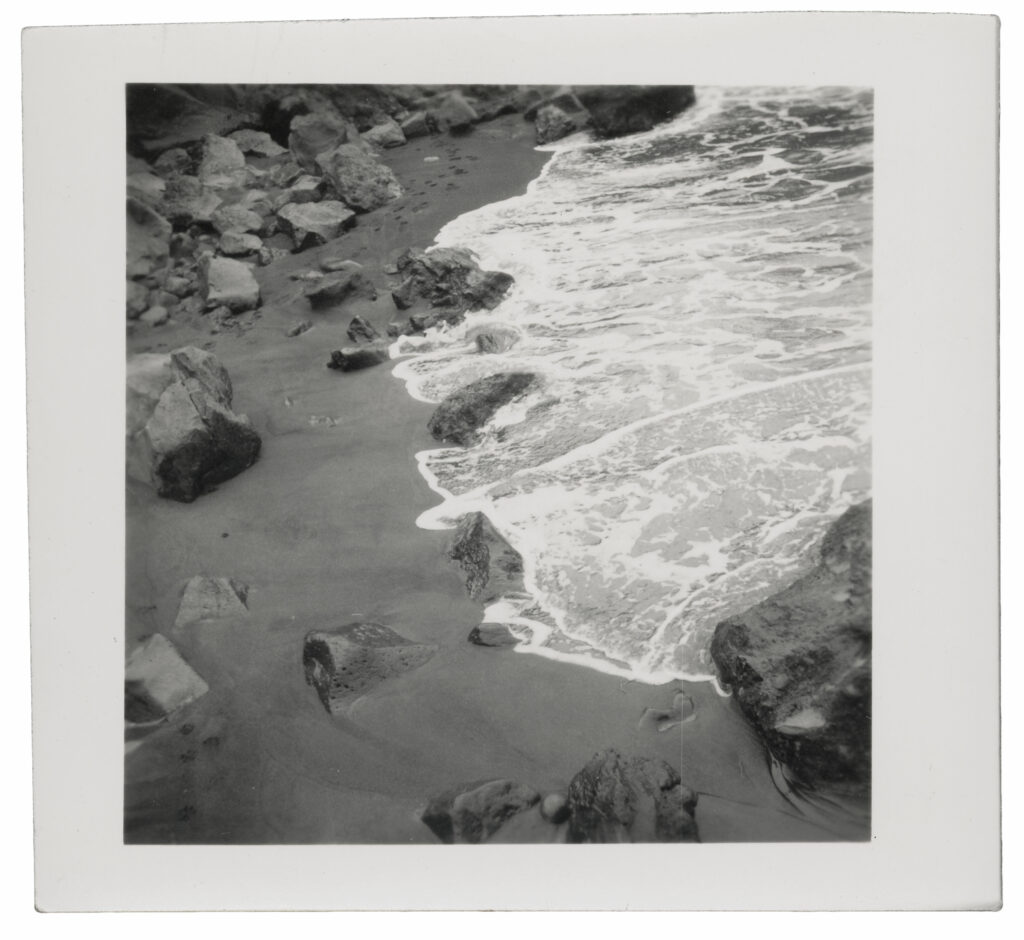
[710,501,872,799]
[467,623,519,648]
[535,102,590,145]
[391,247,514,321]
[125,634,209,722]
[288,111,362,173]
[276,201,356,251]
[268,160,304,189]
[199,255,260,312]
[448,511,525,602]
[287,320,313,337]
[303,622,436,714]
[347,315,379,343]
[327,344,390,372]
[408,312,439,332]
[566,749,699,843]
[468,324,519,354]
[575,85,696,139]
[319,256,361,273]
[400,111,431,139]
[127,84,249,156]
[315,143,403,213]
[304,267,377,309]
[427,372,537,446]
[421,779,540,844]
[386,320,412,337]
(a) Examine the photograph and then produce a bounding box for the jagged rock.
[428,372,537,446]
[327,345,390,372]
[258,246,291,266]
[468,324,519,354]
[276,201,356,251]
[315,143,403,213]
[363,116,406,149]
[421,779,541,844]
[153,147,192,177]
[287,320,313,337]
[400,111,431,139]
[304,266,376,309]
[566,749,699,843]
[161,175,223,227]
[139,305,169,327]
[199,255,260,312]
[174,576,249,630]
[228,128,288,157]
[467,623,519,648]
[289,111,362,173]
[126,346,261,502]
[197,133,247,188]
[126,197,172,280]
[391,247,513,320]
[124,633,209,723]
[271,175,323,210]
[211,205,263,234]
[303,622,436,714]
[535,102,590,145]
[711,501,872,798]
[127,280,150,319]
[347,315,379,343]
[219,232,262,256]
[429,91,478,134]
[448,512,525,602]
[540,792,570,824]
[575,85,696,138]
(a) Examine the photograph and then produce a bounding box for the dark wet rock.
[467,623,519,648]
[468,324,519,354]
[197,133,248,189]
[421,779,540,844]
[534,99,590,144]
[276,200,356,251]
[327,344,390,372]
[566,749,699,843]
[303,622,436,714]
[127,197,172,280]
[126,346,261,502]
[391,247,514,321]
[575,85,696,138]
[174,576,249,630]
[427,372,537,446]
[347,315,379,343]
[448,512,525,603]
[125,633,209,722]
[540,792,570,824]
[211,204,263,235]
[287,320,313,337]
[227,128,287,157]
[363,116,406,149]
[304,266,377,309]
[219,232,262,257]
[289,111,363,173]
[429,91,478,134]
[400,111,431,139]
[315,143,403,213]
[710,500,872,799]
[199,255,260,312]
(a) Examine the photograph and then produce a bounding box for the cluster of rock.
[711,500,872,800]
[421,748,699,844]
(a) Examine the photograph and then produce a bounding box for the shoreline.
[125,109,866,843]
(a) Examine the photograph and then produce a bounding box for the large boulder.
[391,247,513,321]
[275,201,356,251]
[448,512,524,602]
[574,85,696,139]
[199,255,260,312]
[126,346,262,502]
[428,91,478,134]
[427,372,537,446]
[421,780,541,844]
[362,116,406,149]
[302,622,436,714]
[710,500,872,799]
[288,111,362,173]
[174,576,249,630]
[566,749,699,843]
[197,133,248,188]
[315,143,403,213]
[124,633,209,722]
[126,197,172,280]
[303,263,376,309]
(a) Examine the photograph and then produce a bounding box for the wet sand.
[125,113,865,843]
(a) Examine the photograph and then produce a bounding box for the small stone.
[540,792,570,824]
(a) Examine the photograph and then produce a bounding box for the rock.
[429,91,478,134]
[228,128,288,156]
[124,633,209,723]
[575,85,696,138]
[174,576,249,629]
[199,255,260,312]
[153,147,192,177]
[467,623,519,648]
[408,312,439,332]
[347,315,379,343]
[163,274,194,297]
[126,197,172,280]
[391,247,514,320]
[276,200,356,251]
[304,267,377,309]
[287,320,313,337]
[448,512,524,602]
[161,175,223,227]
[271,174,323,210]
[386,320,412,338]
[258,246,291,267]
[219,232,262,257]
[139,305,169,327]
[319,256,361,273]
[363,116,406,149]
[126,346,261,502]
[535,102,590,145]
[197,133,247,188]
[540,792,570,824]
[566,749,699,843]
[126,280,150,318]
[127,162,167,209]
[710,500,872,798]
[427,372,537,446]
[288,111,362,173]
[326,345,390,372]
[302,622,436,714]
[315,143,403,213]
[468,324,519,354]
[639,691,696,733]
[400,111,431,139]
[421,779,541,844]
[268,160,304,188]
[211,204,263,234]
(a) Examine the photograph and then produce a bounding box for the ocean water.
[392,86,872,683]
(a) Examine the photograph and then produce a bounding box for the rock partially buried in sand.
[448,512,525,603]
[174,576,249,630]
[303,622,436,714]
[327,344,390,372]
[427,372,537,446]
[639,691,696,733]
[315,143,403,213]
[276,200,356,251]
[362,116,406,149]
[211,204,263,235]
[346,315,379,343]
[287,319,313,337]
[421,779,541,844]
[467,623,520,648]
[125,633,209,723]
[575,85,696,139]
[566,749,699,843]
[199,255,260,312]
[710,500,872,799]
[391,247,514,321]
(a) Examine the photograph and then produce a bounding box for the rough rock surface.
[160,175,223,227]
[534,100,590,145]
[427,372,537,446]
[199,255,261,312]
[303,622,436,714]
[126,197,172,280]
[710,500,872,798]
[315,143,403,213]
[429,91,478,134]
[362,116,406,149]
[448,512,525,603]
[288,111,362,173]
[467,623,519,648]
[271,174,323,210]
[566,749,699,843]
[125,633,209,722]
[346,315,379,343]
[126,346,262,502]
[174,576,250,630]
[421,779,541,844]
[211,204,263,235]
[228,128,288,156]
[153,147,192,177]
[575,85,697,138]
[391,247,513,321]
[197,133,248,188]
[219,232,262,256]
[276,201,356,251]
[304,265,376,309]
[327,345,390,372]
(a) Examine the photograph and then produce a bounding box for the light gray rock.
[363,116,406,149]
[139,305,170,327]
[211,204,263,235]
[126,280,150,319]
[174,576,249,630]
[288,111,362,173]
[315,143,403,213]
[271,174,323,210]
[276,200,356,251]
[125,634,209,722]
[200,255,260,312]
[219,232,263,256]
[197,133,247,188]
[161,175,223,227]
